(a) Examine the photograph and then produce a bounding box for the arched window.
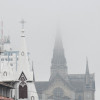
[19,83,27,99]
[3,71,7,76]
[31,96,35,100]
[53,88,64,100]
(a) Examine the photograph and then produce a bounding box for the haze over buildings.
[0,0,99,99]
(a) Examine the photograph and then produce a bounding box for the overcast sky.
[0,0,100,99]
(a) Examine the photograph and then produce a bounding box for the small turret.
[86,57,89,74]
[85,57,90,87]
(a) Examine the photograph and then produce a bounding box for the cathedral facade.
[35,33,95,100]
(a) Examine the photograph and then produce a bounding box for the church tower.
[14,20,39,100]
[85,57,90,86]
[50,31,68,80]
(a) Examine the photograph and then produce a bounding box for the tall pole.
[20,19,26,33]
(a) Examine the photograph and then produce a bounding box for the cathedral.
[0,22,95,100]
[35,33,95,100]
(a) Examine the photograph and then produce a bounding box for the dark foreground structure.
[0,82,13,100]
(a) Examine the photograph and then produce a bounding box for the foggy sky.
[0,0,100,99]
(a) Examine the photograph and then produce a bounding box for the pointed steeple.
[51,31,66,66]
[32,61,35,81]
[18,19,29,71]
[86,57,89,74]
[50,29,68,80]
[17,19,33,80]
[85,57,90,86]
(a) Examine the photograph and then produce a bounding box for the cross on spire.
[20,19,26,33]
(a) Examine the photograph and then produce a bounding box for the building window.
[19,83,28,99]
[3,71,7,76]
[31,96,35,100]
[19,72,27,99]
[53,88,64,100]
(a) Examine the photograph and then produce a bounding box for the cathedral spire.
[17,19,31,80]
[86,57,89,74]
[85,57,90,86]
[51,31,66,66]
[19,19,27,55]
[50,29,68,80]
[20,19,25,33]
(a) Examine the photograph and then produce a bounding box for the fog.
[0,0,100,99]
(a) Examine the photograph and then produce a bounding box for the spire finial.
[86,56,89,74]
[20,19,26,33]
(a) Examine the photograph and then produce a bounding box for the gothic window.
[19,83,27,99]
[31,96,35,100]
[53,88,64,100]
[21,51,24,56]
[19,72,27,99]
